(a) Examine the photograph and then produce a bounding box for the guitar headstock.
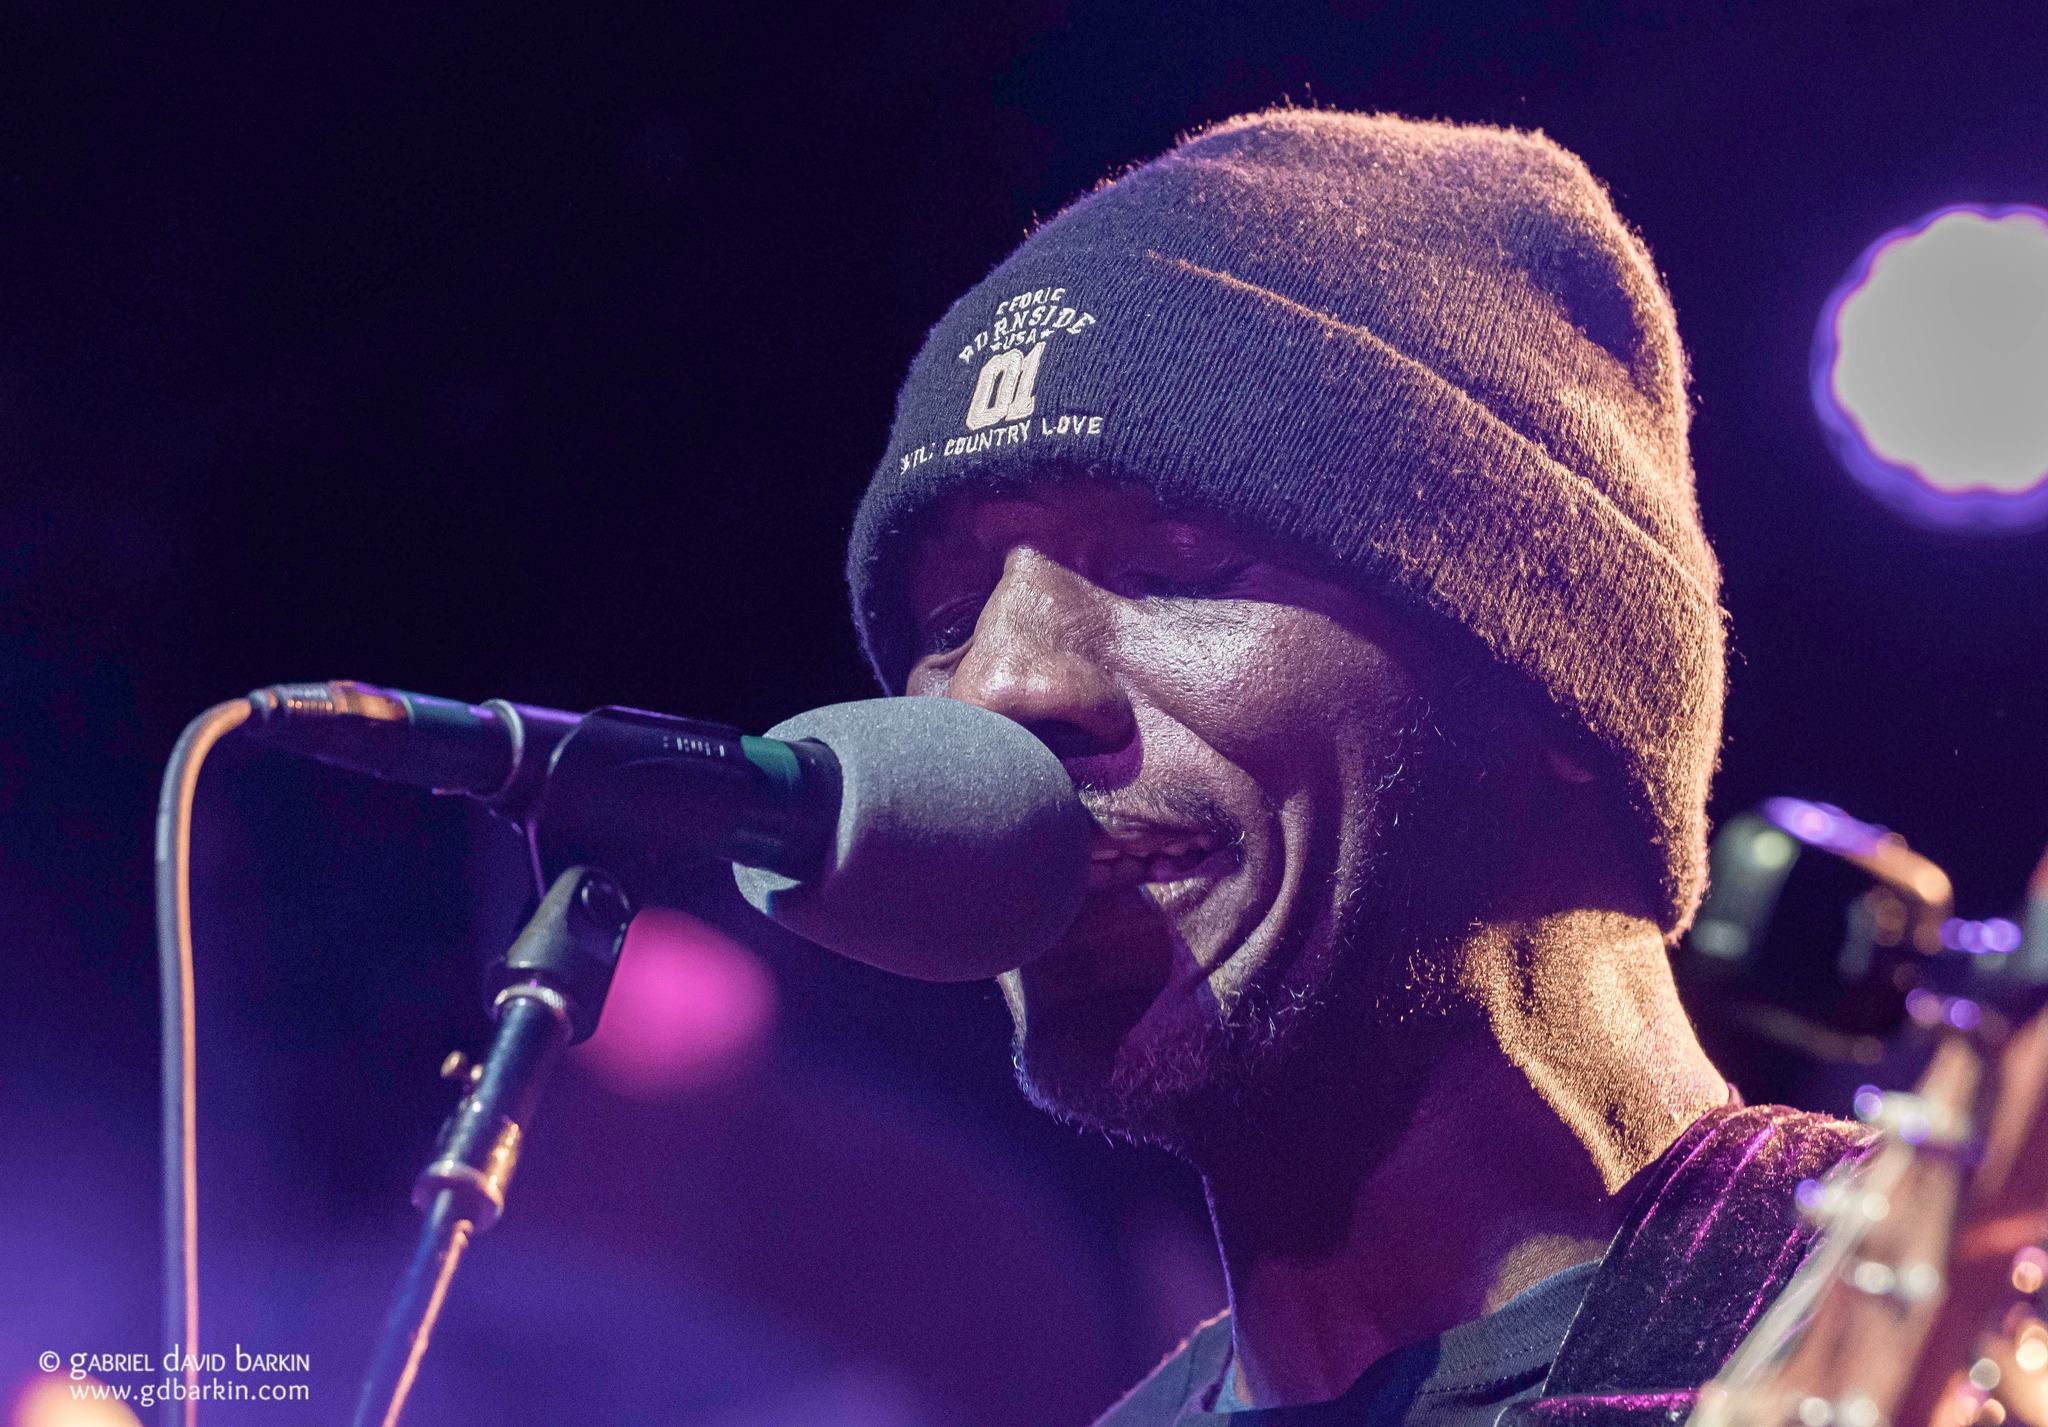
[1692,958,2048,1427]
[1692,1021,1987,1427]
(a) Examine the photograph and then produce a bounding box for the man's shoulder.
[1509,1102,1877,1426]
[1092,1310,1235,1427]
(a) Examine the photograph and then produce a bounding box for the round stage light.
[1812,203,2048,532]
[573,907,777,1099]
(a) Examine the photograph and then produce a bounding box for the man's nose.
[944,548,1137,760]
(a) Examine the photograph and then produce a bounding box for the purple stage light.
[573,907,777,1099]
[1760,796,1891,857]
[1939,916,2023,954]
[1812,203,2048,532]
[1904,988,1933,1021]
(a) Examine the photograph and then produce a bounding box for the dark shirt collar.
[1188,1260,1599,1426]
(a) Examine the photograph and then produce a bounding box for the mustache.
[1079,781,1243,847]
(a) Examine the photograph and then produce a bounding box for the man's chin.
[1010,995,1252,1155]
[1008,913,1383,1158]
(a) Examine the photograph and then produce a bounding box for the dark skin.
[905,482,1727,1410]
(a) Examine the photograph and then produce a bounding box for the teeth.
[1087,830,1224,878]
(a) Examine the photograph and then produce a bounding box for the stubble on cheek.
[1125,601,1420,1011]
[1002,607,1429,1148]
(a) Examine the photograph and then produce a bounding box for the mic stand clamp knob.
[353,866,633,1427]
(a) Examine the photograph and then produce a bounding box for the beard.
[1008,686,1514,1162]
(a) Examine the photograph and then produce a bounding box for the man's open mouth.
[1086,819,1233,890]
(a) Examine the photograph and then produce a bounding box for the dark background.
[4,4,2046,1424]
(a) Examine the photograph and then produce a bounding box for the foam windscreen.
[733,697,1092,980]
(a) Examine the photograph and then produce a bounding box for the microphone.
[240,681,1092,979]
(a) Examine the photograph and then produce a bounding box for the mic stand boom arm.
[350,864,633,1427]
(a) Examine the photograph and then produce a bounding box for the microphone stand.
[350,865,632,1427]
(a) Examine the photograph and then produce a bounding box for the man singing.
[841,111,1865,1424]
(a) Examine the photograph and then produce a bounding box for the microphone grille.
[734,697,1091,981]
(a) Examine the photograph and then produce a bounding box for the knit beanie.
[846,109,1726,934]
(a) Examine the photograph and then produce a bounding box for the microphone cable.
[152,698,249,1427]
[143,684,1088,1427]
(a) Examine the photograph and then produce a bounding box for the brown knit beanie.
[846,109,1726,934]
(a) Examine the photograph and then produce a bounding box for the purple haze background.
[4,4,2048,1424]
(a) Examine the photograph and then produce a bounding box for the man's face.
[904,483,1437,1151]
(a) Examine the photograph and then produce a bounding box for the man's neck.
[1196,910,1728,1410]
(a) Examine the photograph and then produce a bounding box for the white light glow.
[9,1375,142,1427]
[1829,207,2048,496]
